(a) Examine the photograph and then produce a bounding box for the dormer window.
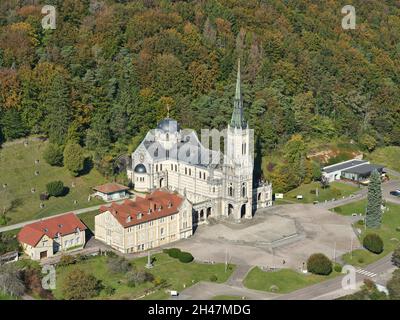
[148,208,151,214]
[158,205,162,211]
[137,213,143,219]
[126,216,132,223]
[167,201,172,208]
[58,224,63,228]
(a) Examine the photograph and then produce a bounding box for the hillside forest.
[1,0,400,192]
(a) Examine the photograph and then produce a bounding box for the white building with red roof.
[18,213,87,260]
[93,182,130,202]
[94,190,192,253]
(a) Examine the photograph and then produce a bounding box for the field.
[278,181,360,204]
[332,200,400,266]
[78,210,99,232]
[53,253,235,300]
[0,138,106,225]
[243,268,339,294]
[368,146,400,172]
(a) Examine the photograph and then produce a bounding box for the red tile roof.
[93,183,129,194]
[18,213,87,247]
[99,190,184,228]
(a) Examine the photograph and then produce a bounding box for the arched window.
[241,183,246,197]
[228,184,233,197]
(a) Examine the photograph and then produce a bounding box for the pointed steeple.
[230,58,246,129]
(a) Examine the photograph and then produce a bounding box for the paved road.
[274,254,395,300]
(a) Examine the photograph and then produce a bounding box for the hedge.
[307,253,332,275]
[363,233,384,254]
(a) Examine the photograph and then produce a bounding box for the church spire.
[230,58,246,129]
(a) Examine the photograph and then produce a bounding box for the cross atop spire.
[230,58,247,129]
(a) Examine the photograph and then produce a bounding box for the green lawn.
[368,146,400,173]
[243,268,339,294]
[332,200,400,267]
[0,139,106,225]
[0,291,19,300]
[330,199,367,216]
[78,210,99,232]
[53,253,235,300]
[280,181,360,204]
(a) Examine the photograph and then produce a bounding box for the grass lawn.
[78,210,99,232]
[332,200,400,267]
[281,181,360,204]
[243,268,339,294]
[53,253,235,300]
[0,291,19,300]
[0,138,107,225]
[368,146,400,173]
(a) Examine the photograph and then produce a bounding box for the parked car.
[390,190,400,197]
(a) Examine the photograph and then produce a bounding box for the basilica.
[127,61,272,223]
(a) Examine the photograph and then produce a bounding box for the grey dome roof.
[157,118,180,133]
[134,164,146,174]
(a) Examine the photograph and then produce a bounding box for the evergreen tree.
[366,170,382,229]
[0,109,27,140]
[44,74,71,145]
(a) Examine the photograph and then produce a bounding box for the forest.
[0,0,400,189]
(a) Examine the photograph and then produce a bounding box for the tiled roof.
[18,213,87,247]
[99,190,184,228]
[93,183,129,194]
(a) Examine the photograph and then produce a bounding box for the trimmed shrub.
[46,181,65,197]
[209,275,218,282]
[164,248,181,259]
[307,253,332,275]
[334,264,342,273]
[178,251,194,263]
[363,233,384,254]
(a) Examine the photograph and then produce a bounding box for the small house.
[93,183,130,202]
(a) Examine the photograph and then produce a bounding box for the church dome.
[157,118,180,133]
[134,164,147,174]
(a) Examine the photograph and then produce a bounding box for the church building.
[127,60,272,223]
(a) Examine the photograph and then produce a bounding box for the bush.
[178,251,194,263]
[103,285,115,296]
[164,248,181,259]
[307,253,332,275]
[58,255,76,267]
[363,233,384,254]
[46,181,65,197]
[209,275,218,282]
[392,246,400,268]
[61,268,102,300]
[63,143,86,176]
[107,256,131,274]
[126,270,154,287]
[334,264,343,273]
[43,143,64,166]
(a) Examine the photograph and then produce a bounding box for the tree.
[44,74,71,145]
[46,181,65,197]
[387,269,400,300]
[363,233,384,254]
[107,256,131,274]
[392,246,400,268]
[63,143,85,176]
[307,253,332,275]
[0,109,27,141]
[0,264,25,297]
[61,268,102,300]
[366,170,382,229]
[43,143,64,166]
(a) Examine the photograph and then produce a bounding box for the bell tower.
[225,59,254,220]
